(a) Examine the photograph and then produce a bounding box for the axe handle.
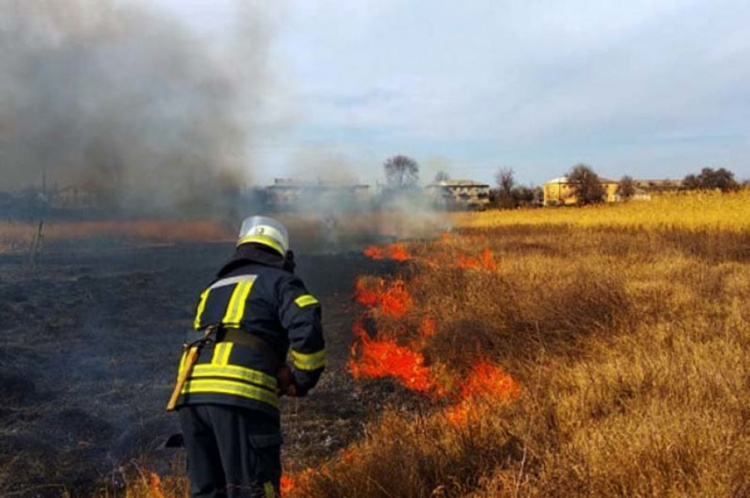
[166,345,200,412]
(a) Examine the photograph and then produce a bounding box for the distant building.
[425,179,490,210]
[265,178,370,210]
[542,176,619,206]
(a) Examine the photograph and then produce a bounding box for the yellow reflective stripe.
[193,289,210,330]
[263,481,275,498]
[211,343,226,364]
[192,364,278,390]
[219,343,233,365]
[210,343,234,366]
[237,234,285,256]
[182,379,280,409]
[294,294,319,308]
[291,349,326,371]
[222,281,254,327]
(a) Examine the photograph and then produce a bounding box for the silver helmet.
[237,216,289,256]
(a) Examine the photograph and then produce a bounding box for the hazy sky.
[152,0,749,185]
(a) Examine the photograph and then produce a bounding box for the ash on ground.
[0,242,401,496]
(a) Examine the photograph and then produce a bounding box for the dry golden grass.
[452,190,750,232]
[298,193,749,497]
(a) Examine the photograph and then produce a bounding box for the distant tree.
[495,167,515,208]
[683,174,700,190]
[384,155,419,188]
[434,170,450,183]
[683,167,739,192]
[617,175,636,201]
[568,163,606,205]
[511,185,537,207]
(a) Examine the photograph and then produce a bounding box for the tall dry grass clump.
[299,193,749,497]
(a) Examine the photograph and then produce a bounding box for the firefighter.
[171,216,325,497]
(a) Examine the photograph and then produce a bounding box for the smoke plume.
[0,0,273,214]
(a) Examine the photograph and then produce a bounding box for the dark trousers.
[178,405,282,498]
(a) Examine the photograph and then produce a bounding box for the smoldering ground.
[0,239,407,496]
[0,0,277,215]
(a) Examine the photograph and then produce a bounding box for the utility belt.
[184,326,281,370]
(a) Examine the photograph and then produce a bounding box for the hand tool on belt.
[166,326,291,412]
[166,326,217,412]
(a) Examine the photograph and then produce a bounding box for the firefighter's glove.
[276,363,299,397]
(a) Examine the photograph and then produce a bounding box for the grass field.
[297,191,749,497]
[101,191,748,496]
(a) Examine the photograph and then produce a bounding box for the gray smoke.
[0,0,272,214]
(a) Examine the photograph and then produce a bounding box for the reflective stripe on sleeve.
[294,294,319,308]
[291,349,326,371]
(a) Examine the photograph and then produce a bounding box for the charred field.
[0,237,403,497]
[1,192,748,498]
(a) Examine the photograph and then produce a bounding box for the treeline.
[489,164,745,209]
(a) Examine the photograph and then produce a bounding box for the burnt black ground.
[0,243,398,496]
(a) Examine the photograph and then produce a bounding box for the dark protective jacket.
[174,244,325,420]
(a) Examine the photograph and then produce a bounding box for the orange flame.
[446,402,475,426]
[148,472,166,498]
[280,475,296,496]
[446,360,521,426]
[340,448,359,463]
[458,247,497,271]
[459,360,520,400]
[363,243,411,261]
[388,243,411,261]
[363,245,384,259]
[458,253,481,269]
[419,316,436,339]
[349,321,439,394]
[355,277,382,307]
[355,277,412,317]
[281,468,317,497]
[480,247,498,270]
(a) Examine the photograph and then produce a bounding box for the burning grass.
[293,193,749,497]
[349,320,440,395]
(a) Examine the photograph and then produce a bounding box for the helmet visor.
[237,216,289,256]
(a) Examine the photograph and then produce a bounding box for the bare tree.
[617,175,636,201]
[495,167,515,208]
[384,155,419,188]
[568,163,606,205]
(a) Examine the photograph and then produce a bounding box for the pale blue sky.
[150,0,749,186]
